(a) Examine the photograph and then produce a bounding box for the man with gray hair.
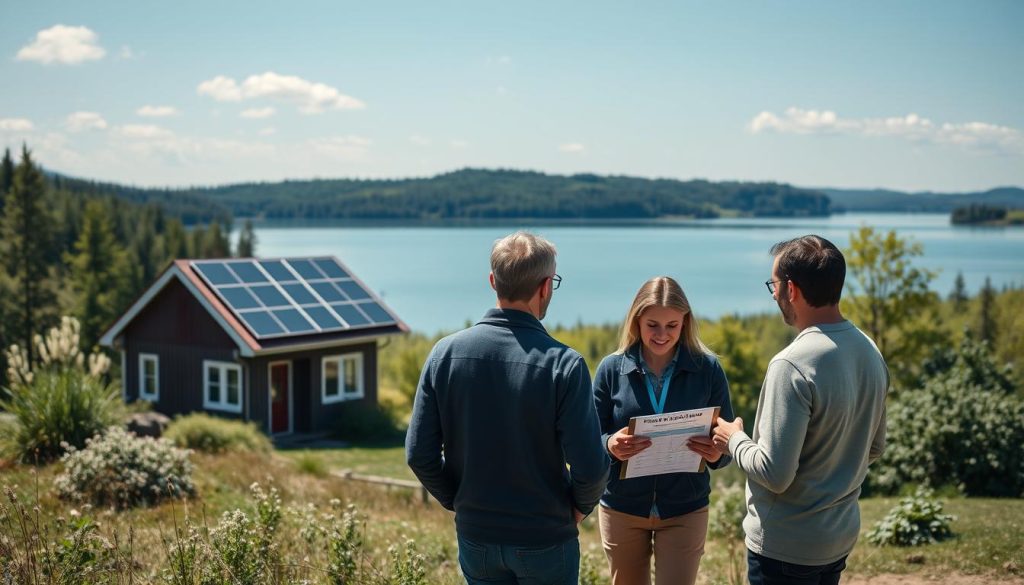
[407,231,609,585]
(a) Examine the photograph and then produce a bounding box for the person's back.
[743,321,888,563]
[415,309,607,544]
[405,231,609,585]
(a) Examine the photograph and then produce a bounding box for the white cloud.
[137,105,179,117]
[197,72,365,113]
[309,135,371,159]
[0,118,34,132]
[559,142,585,153]
[16,25,106,65]
[258,127,277,136]
[119,124,174,139]
[450,139,469,149]
[197,75,242,101]
[749,107,1022,154]
[118,45,139,60]
[409,134,431,146]
[66,111,107,132]
[240,107,275,119]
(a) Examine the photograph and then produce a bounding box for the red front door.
[270,362,290,434]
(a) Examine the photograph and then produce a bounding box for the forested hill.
[204,169,831,219]
[822,186,1024,212]
[48,174,232,225]
[54,169,832,221]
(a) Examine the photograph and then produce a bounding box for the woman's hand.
[607,427,651,461]
[687,436,722,463]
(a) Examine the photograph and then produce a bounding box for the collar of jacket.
[477,307,549,334]
[619,342,701,376]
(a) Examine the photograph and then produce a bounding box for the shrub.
[708,483,747,585]
[869,373,1024,497]
[0,369,123,463]
[866,487,955,546]
[55,426,195,509]
[335,401,403,442]
[163,413,272,454]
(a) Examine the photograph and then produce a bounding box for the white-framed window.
[204,360,243,413]
[321,353,364,404]
[139,353,159,401]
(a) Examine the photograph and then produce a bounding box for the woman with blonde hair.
[593,276,734,585]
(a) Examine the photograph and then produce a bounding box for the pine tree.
[0,148,14,213]
[236,219,257,257]
[1,146,59,361]
[949,271,968,312]
[66,199,133,350]
[200,221,230,258]
[977,276,997,345]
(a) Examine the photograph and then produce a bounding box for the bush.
[0,369,124,463]
[866,487,955,546]
[708,483,747,585]
[55,426,195,509]
[869,372,1024,497]
[335,401,403,442]
[163,413,272,454]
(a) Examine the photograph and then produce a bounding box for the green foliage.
[920,333,1015,394]
[380,333,440,404]
[65,199,134,350]
[55,426,195,509]
[708,483,747,585]
[1,489,131,583]
[0,368,123,463]
[843,226,945,388]
[866,487,955,547]
[976,277,997,345]
[204,484,283,585]
[579,550,609,585]
[236,218,258,257]
[870,350,1024,496]
[951,203,1008,225]
[163,413,272,454]
[335,401,404,442]
[1,146,60,359]
[326,503,364,584]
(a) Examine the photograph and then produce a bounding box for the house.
[100,257,408,435]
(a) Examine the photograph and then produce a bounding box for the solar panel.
[191,257,398,340]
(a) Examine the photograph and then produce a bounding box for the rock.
[126,412,172,438]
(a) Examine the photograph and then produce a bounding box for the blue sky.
[1,0,1021,191]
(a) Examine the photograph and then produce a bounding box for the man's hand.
[712,417,744,455]
[607,427,652,461]
[687,436,722,463]
[574,509,586,525]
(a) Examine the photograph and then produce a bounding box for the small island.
[951,203,1024,226]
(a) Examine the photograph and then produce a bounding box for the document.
[620,406,720,479]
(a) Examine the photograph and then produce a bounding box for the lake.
[249,213,1024,334]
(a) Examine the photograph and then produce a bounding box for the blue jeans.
[457,534,580,585]
[747,549,847,585]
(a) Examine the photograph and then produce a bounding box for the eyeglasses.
[550,274,562,290]
[764,279,788,295]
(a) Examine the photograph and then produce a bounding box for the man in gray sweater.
[712,235,888,585]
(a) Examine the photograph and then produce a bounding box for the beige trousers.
[599,504,709,585]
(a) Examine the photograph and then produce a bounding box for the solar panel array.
[190,257,398,340]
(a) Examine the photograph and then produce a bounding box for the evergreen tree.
[236,219,257,257]
[978,276,997,345]
[1,146,59,361]
[949,271,968,312]
[66,199,133,350]
[200,221,230,258]
[0,148,13,213]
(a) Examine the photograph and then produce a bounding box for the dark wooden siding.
[250,341,378,433]
[122,278,245,419]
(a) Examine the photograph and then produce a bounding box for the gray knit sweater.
[727,320,888,565]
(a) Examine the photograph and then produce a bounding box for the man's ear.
[787,279,802,303]
[489,272,497,292]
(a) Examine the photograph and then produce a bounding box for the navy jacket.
[593,344,734,519]
[406,308,610,546]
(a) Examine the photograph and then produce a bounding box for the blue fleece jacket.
[406,308,610,546]
[594,344,734,519]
